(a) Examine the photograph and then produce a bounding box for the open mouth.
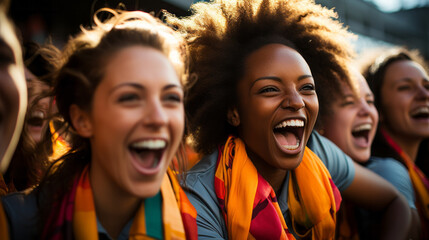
[129,139,166,172]
[410,106,429,120]
[273,119,304,151]
[351,123,371,146]
[27,110,45,127]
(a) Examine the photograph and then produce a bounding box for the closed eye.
[118,93,140,103]
[163,93,182,103]
[341,96,356,106]
[397,85,411,91]
[300,83,315,92]
[366,97,375,105]
[258,86,279,94]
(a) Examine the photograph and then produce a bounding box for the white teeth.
[411,106,429,116]
[31,110,45,119]
[274,119,304,129]
[282,140,300,150]
[131,139,166,150]
[353,123,372,132]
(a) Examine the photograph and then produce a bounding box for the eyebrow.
[110,82,143,94]
[163,84,183,91]
[251,74,313,88]
[109,82,182,94]
[397,77,429,83]
[342,93,355,98]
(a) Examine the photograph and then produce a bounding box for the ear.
[69,104,93,138]
[227,108,240,127]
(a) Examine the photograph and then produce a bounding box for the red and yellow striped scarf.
[42,166,197,239]
[381,129,429,238]
[214,136,341,240]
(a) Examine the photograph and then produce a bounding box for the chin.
[278,155,303,170]
[132,179,164,199]
[352,152,370,164]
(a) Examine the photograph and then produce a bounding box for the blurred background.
[7,0,429,59]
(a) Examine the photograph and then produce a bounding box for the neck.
[383,127,421,161]
[264,170,288,196]
[247,150,287,195]
[89,162,141,239]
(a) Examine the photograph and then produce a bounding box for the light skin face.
[321,71,379,163]
[25,68,51,143]
[0,12,27,172]
[231,43,318,192]
[380,60,429,144]
[72,46,184,202]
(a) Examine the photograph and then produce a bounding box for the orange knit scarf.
[215,136,341,239]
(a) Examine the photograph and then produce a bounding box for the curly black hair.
[166,0,355,154]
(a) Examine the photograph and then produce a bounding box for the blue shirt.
[366,156,415,209]
[185,131,355,239]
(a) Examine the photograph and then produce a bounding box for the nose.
[281,90,305,111]
[357,99,372,116]
[143,98,168,128]
[415,84,429,101]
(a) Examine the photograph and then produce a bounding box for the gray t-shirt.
[185,131,355,239]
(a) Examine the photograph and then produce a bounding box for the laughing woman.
[1,9,197,239]
[316,68,420,239]
[362,47,429,239]
[167,0,410,239]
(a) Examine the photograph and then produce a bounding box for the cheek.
[381,100,401,120]
[170,109,185,140]
[306,97,319,125]
[370,107,379,123]
[239,99,273,131]
[165,109,184,165]
[92,106,137,141]
[324,115,348,141]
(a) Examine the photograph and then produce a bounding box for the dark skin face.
[230,44,319,193]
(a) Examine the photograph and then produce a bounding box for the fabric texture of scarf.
[214,136,341,240]
[381,129,429,238]
[42,166,197,240]
[0,173,8,197]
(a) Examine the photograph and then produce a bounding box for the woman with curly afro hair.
[167,0,411,239]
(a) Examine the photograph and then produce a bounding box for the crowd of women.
[0,0,428,239]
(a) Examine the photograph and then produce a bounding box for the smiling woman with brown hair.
[166,0,411,239]
[361,47,429,239]
[316,66,420,239]
[1,8,197,239]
